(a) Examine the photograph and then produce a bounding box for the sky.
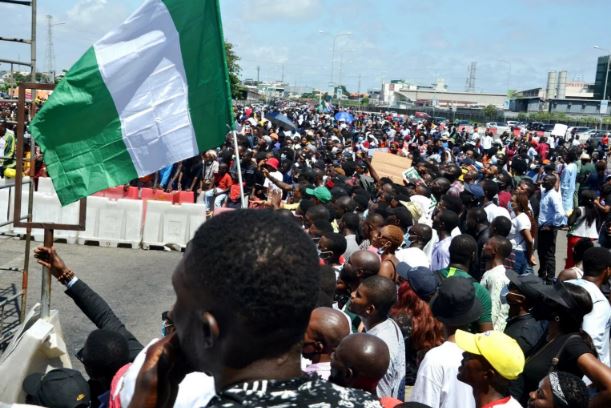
[0,0,610,94]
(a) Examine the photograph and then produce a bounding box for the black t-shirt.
[504,313,546,358]
[206,376,381,407]
[515,333,592,405]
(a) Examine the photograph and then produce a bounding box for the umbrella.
[335,111,354,124]
[266,111,298,131]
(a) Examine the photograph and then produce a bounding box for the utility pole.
[30,0,36,82]
[46,15,54,83]
[281,64,284,83]
[256,65,260,83]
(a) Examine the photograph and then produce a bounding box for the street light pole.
[320,31,351,98]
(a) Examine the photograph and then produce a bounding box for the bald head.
[349,250,381,279]
[303,307,350,362]
[329,333,390,393]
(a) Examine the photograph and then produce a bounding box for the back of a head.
[490,236,512,259]
[481,179,499,200]
[335,333,390,386]
[582,247,611,279]
[490,216,512,238]
[83,329,129,381]
[341,212,361,233]
[449,234,477,267]
[317,265,337,307]
[307,204,331,222]
[441,194,463,215]
[322,231,348,256]
[309,307,350,350]
[439,209,460,232]
[562,283,593,332]
[361,275,397,317]
[186,209,320,367]
[554,371,590,407]
[351,250,382,278]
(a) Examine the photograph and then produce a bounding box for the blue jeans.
[203,189,226,211]
[513,250,533,275]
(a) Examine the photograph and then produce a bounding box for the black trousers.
[538,228,557,282]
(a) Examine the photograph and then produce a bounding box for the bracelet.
[57,269,75,285]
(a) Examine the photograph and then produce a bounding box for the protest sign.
[371,152,412,184]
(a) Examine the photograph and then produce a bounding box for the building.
[594,55,611,100]
[381,79,506,109]
[510,70,609,116]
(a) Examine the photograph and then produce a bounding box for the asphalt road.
[0,231,569,373]
[0,237,180,372]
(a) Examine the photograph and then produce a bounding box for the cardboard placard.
[371,152,413,184]
[551,124,568,137]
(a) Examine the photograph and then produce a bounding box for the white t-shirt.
[570,207,599,239]
[410,341,475,408]
[367,318,406,399]
[484,203,511,224]
[567,279,611,367]
[396,247,430,269]
[508,212,531,251]
[263,170,283,193]
[482,135,493,150]
[480,265,510,332]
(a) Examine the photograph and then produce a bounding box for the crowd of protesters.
[6,102,611,408]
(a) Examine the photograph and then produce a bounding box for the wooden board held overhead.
[371,152,413,184]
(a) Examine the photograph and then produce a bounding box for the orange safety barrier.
[173,191,195,204]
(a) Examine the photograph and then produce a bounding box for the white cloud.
[61,0,130,41]
[240,0,322,21]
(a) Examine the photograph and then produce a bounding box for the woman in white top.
[508,191,537,275]
[566,189,599,268]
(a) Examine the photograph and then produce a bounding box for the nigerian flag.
[31,0,233,205]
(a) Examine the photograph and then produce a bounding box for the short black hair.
[439,209,460,232]
[353,193,370,212]
[441,194,464,214]
[490,236,512,258]
[490,216,511,237]
[386,206,413,231]
[361,275,397,317]
[554,371,590,407]
[82,329,129,380]
[186,210,320,366]
[583,247,611,278]
[307,204,331,222]
[573,238,594,264]
[481,180,499,200]
[322,231,348,256]
[313,219,334,234]
[317,265,337,307]
[449,234,477,267]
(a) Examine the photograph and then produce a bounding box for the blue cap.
[464,183,484,199]
[396,263,438,300]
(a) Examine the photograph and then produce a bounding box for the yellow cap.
[456,330,525,380]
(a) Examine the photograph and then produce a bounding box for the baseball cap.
[305,186,332,203]
[463,183,484,199]
[396,263,438,300]
[23,368,91,408]
[505,270,545,300]
[430,277,482,327]
[455,330,525,380]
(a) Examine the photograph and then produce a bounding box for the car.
[506,120,519,127]
[566,126,590,139]
[456,119,471,125]
[576,129,597,142]
[528,122,546,131]
[486,121,511,136]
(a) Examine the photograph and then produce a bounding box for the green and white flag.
[31,0,233,205]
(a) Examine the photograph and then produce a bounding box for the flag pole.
[232,130,247,208]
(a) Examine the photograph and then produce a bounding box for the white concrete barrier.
[78,197,143,248]
[0,187,11,233]
[142,201,206,249]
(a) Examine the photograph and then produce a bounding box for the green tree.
[225,41,241,99]
[483,104,498,119]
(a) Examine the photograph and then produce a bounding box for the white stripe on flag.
[93,0,198,176]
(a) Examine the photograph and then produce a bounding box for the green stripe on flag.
[31,47,137,205]
[162,0,234,151]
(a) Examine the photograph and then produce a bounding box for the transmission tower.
[465,62,476,92]
[46,14,55,83]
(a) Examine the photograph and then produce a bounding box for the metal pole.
[40,229,53,319]
[231,131,246,208]
[331,36,338,90]
[30,0,36,82]
[20,134,35,321]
